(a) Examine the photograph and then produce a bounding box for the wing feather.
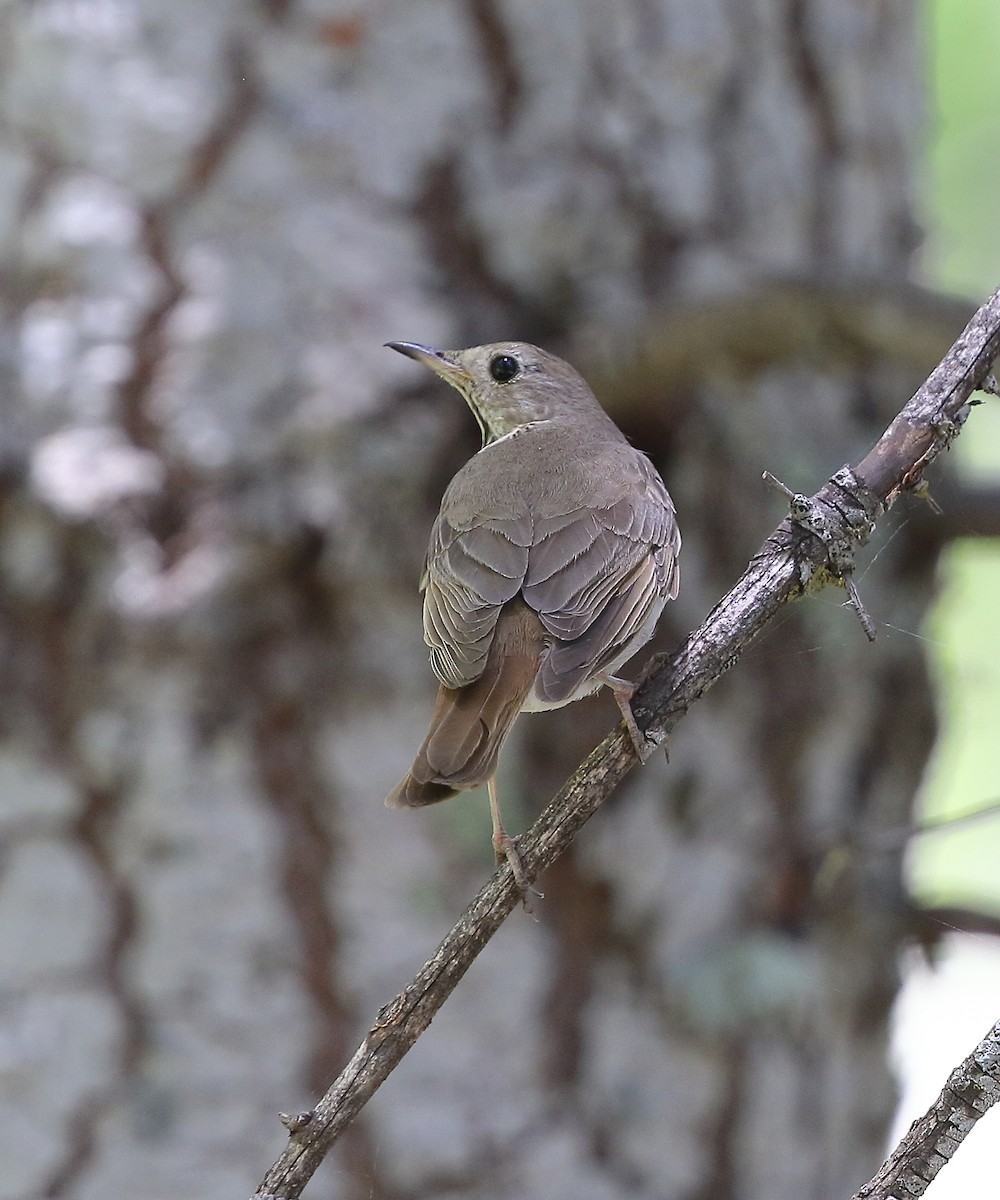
[536,553,663,702]
[423,513,529,688]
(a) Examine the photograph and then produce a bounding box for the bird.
[384,340,680,885]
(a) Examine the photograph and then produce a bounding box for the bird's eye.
[488,354,519,384]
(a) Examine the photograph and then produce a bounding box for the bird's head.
[386,340,607,444]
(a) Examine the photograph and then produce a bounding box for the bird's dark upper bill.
[385,341,439,361]
[385,341,471,384]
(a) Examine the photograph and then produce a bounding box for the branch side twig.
[255,285,1000,1199]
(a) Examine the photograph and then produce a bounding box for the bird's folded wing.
[524,490,680,700]
[422,514,532,688]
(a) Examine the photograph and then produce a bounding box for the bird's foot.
[488,777,540,915]
[595,672,653,760]
[492,831,542,916]
[492,829,528,888]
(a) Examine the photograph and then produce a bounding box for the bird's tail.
[386,599,544,807]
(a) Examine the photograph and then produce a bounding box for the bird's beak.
[385,342,473,388]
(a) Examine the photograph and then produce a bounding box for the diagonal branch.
[254,285,1000,1199]
[853,1018,1000,1199]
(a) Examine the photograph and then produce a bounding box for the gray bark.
[0,2,943,1198]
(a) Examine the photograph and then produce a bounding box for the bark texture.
[0,3,944,1198]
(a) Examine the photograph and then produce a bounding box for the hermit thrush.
[385,341,680,882]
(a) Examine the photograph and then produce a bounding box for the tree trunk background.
[0,3,944,1198]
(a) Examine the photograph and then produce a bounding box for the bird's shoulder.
[439,418,662,527]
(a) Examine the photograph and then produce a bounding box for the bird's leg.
[594,671,650,760]
[488,776,529,893]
